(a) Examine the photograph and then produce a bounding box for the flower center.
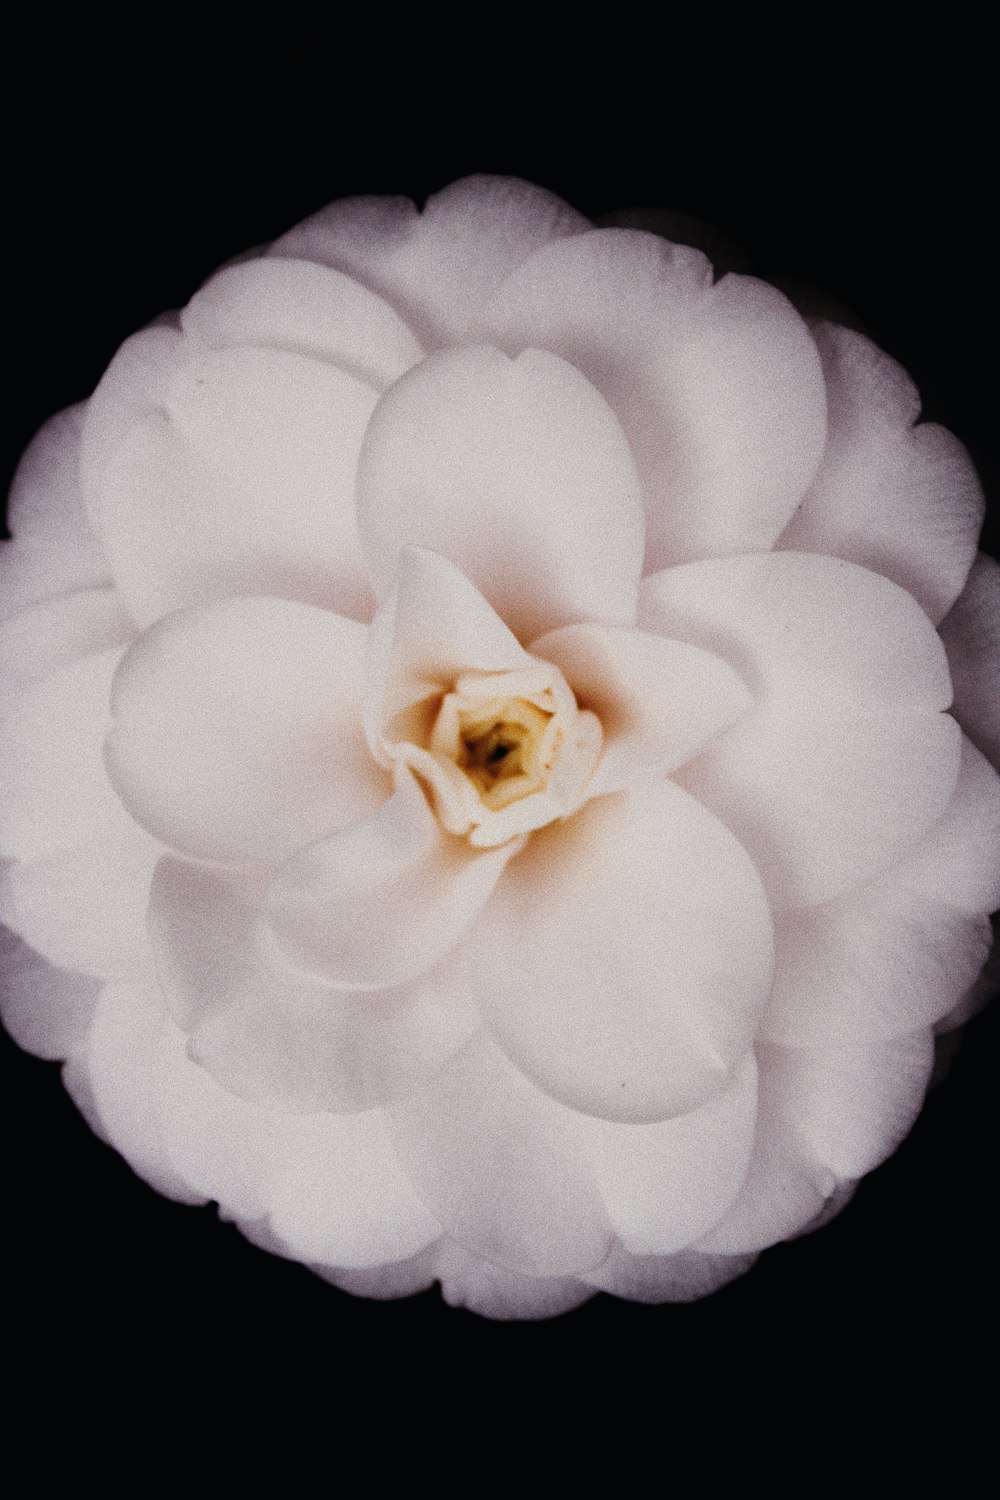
[390,663,603,848]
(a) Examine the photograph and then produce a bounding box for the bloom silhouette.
[1,176,998,1319]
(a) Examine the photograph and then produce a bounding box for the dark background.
[3,64,996,1404]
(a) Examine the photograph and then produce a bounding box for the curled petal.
[530,621,753,794]
[356,345,645,639]
[474,228,826,569]
[386,1032,614,1277]
[466,782,773,1123]
[777,323,984,623]
[264,769,519,990]
[105,598,386,866]
[940,552,1000,769]
[181,255,424,389]
[149,855,478,1113]
[267,174,588,345]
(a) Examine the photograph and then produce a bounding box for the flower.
[1,175,998,1322]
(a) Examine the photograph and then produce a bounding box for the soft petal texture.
[0,585,132,701]
[761,737,1000,1047]
[777,323,984,623]
[85,979,442,1265]
[0,646,125,860]
[530,621,753,795]
[581,1051,758,1254]
[643,553,961,906]
[387,1033,614,1276]
[940,552,1000,768]
[0,924,100,1060]
[364,546,529,762]
[697,1031,934,1254]
[356,345,645,639]
[458,782,773,1123]
[149,855,478,1112]
[96,345,377,626]
[267,175,589,346]
[432,1240,594,1320]
[265,769,517,990]
[2,405,110,620]
[473,228,826,571]
[105,598,386,865]
[583,1243,757,1303]
[181,256,424,389]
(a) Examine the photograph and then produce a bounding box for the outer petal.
[940,552,1000,769]
[95,345,378,626]
[531,621,753,795]
[0,585,132,702]
[761,737,1000,1047]
[264,769,517,990]
[643,553,961,907]
[149,855,478,1112]
[473,228,826,570]
[432,1240,594,1320]
[1,404,110,621]
[464,782,774,1123]
[387,1033,614,1277]
[267,174,589,346]
[777,323,984,623]
[583,1243,757,1304]
[180,255,424,389]
[105,598,386,865]
[356,345,645,639]
[0,925,100,1061]
[581,1051,758,1254]
[84,979,441,1266]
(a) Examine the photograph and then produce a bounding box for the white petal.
[105,598,386,865]
[267,174,588,345]
[777,323,984,623]
[316,1243,441,1303]
[474,228,826,569]
[581,1051,758,1255]
[264,769,516,989]
[356,345,645,639]
[97,345,377,627]
[181,255,424,389]
[387,1033,614,1277]
[465,782,773,1123]
[940,552,1000,769]
[0,924,100,1061]
[0,586,132,702]
[432,1240,594,1320]
[531,621,753,795]
[583,1242,757,1303]
[761,737,1000,1047]
[1,404,110,620]
[0,646,125,860]
[149,855,478,1112]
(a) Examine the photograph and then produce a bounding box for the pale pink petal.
[356,345,645,638]
[530,621,753,795]
[432,1239,594,1320]
[473,228,826,570]
[761,737,1000,1047]
[777,323,984,623]
[581,1051,758,1254]
[316,1243,441,1303]
[181,255,424,388]
[364,547,529,759]
[267,175,588,345]
[0,646,125,860]
[2,405,110,620]
[0,586,132,700]
[105,598,386,865]
[0,924,100,1061]
[149,855,478,1112]
[264,769,516,989]
[583,1243,757,1303]
[386,1033,614,1277]
[96,346,377,627]
[643,553,961,907]
[458,783,773,1123]
[940,552,1000,769]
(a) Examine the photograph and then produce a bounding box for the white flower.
[1,175,998,1321]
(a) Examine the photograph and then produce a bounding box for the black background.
[3,57,996,1412]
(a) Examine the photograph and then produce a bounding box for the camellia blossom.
[1,176,998,1320]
